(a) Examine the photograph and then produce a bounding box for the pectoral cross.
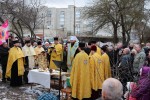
[84,60,88,65]
[98,59,101,64]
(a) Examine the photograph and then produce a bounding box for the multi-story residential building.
[36,5,141,41]
[35,5,94,39]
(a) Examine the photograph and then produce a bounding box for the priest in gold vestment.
[70,42,91,100]
[34,41,46,68]
[89,45,105,99]
[90,41,101,56]
[37,51,48,69]
[101,45,111,80]
[67,36,79,72]
[22,40,36,83]
[34,41,45,55]
[49,37,63,69]
[6,40,24,86]
[22,40,36,69]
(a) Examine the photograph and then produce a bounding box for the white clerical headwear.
[70,36,79,42]
[45,42,49,45]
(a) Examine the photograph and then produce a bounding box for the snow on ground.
[0,80,59,100]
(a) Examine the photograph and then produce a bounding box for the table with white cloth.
[28,69,70,89]
[28,69,51,88]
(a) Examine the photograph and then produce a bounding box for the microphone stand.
[53,60,63,100]
[58,63,62,100]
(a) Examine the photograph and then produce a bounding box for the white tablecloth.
[28,69,51,88]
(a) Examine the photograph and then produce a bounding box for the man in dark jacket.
[0,42,9,82]
[118,48,133,92]
[114,42,123,64]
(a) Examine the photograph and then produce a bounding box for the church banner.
[0,20,9,45]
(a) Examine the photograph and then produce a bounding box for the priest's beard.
[14,45,19,47]
[71,42,75,47]
[27,45,31,47]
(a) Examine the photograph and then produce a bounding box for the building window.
[60,11,65,18]
[76,24,80,34]
[60,17,64,21]
[60,11,65,28]
[47,21,51,26]
[60,11,65,15]
[60,25,64,28]
[47,10,51,17]
[76,11,80,18]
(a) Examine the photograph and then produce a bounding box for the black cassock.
[24,56,29,83]
[10,60,22,87]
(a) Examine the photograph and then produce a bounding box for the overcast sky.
[145,2,150,9]
[42,0,150,9]
[43,0,92,8]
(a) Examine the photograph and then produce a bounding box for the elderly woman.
[102,78,123,100]
[131,67,150,100]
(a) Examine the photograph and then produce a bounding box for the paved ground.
[0,80,102,100]
[0,81,52,100]
[0,65,61,100]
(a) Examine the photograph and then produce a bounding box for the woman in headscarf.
[131,67,150,100]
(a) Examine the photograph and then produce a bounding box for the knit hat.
[91,45,97,51]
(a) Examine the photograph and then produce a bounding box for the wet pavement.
[0,81,51,100]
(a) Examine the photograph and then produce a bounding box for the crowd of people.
[0,35,150,100]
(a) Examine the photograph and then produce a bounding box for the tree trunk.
[12,17,24,45]
[28,25,35,39]
[22,20,35,39]
[141,33,144,43]
[120,14,127,44]
[114,28,118,44]
[122,31,126,44]
[17,19,24,38]
[126,32,130,45]
[113,25,118,44]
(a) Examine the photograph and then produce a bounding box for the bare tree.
[134,9,150,43]
[115,0,145,45]
[84,0,148,44]
[0,0,44,44]
[84,0,120,43]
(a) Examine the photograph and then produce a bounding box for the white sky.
[43,0,92,8]
[145,2,150,9]
[42,0,150,9]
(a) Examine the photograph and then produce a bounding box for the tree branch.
[17,19,24,38]
[11,17,21,37]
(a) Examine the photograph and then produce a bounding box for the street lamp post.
[73,0,75,35]
[23,0,24,12]
[42,13,45,41]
